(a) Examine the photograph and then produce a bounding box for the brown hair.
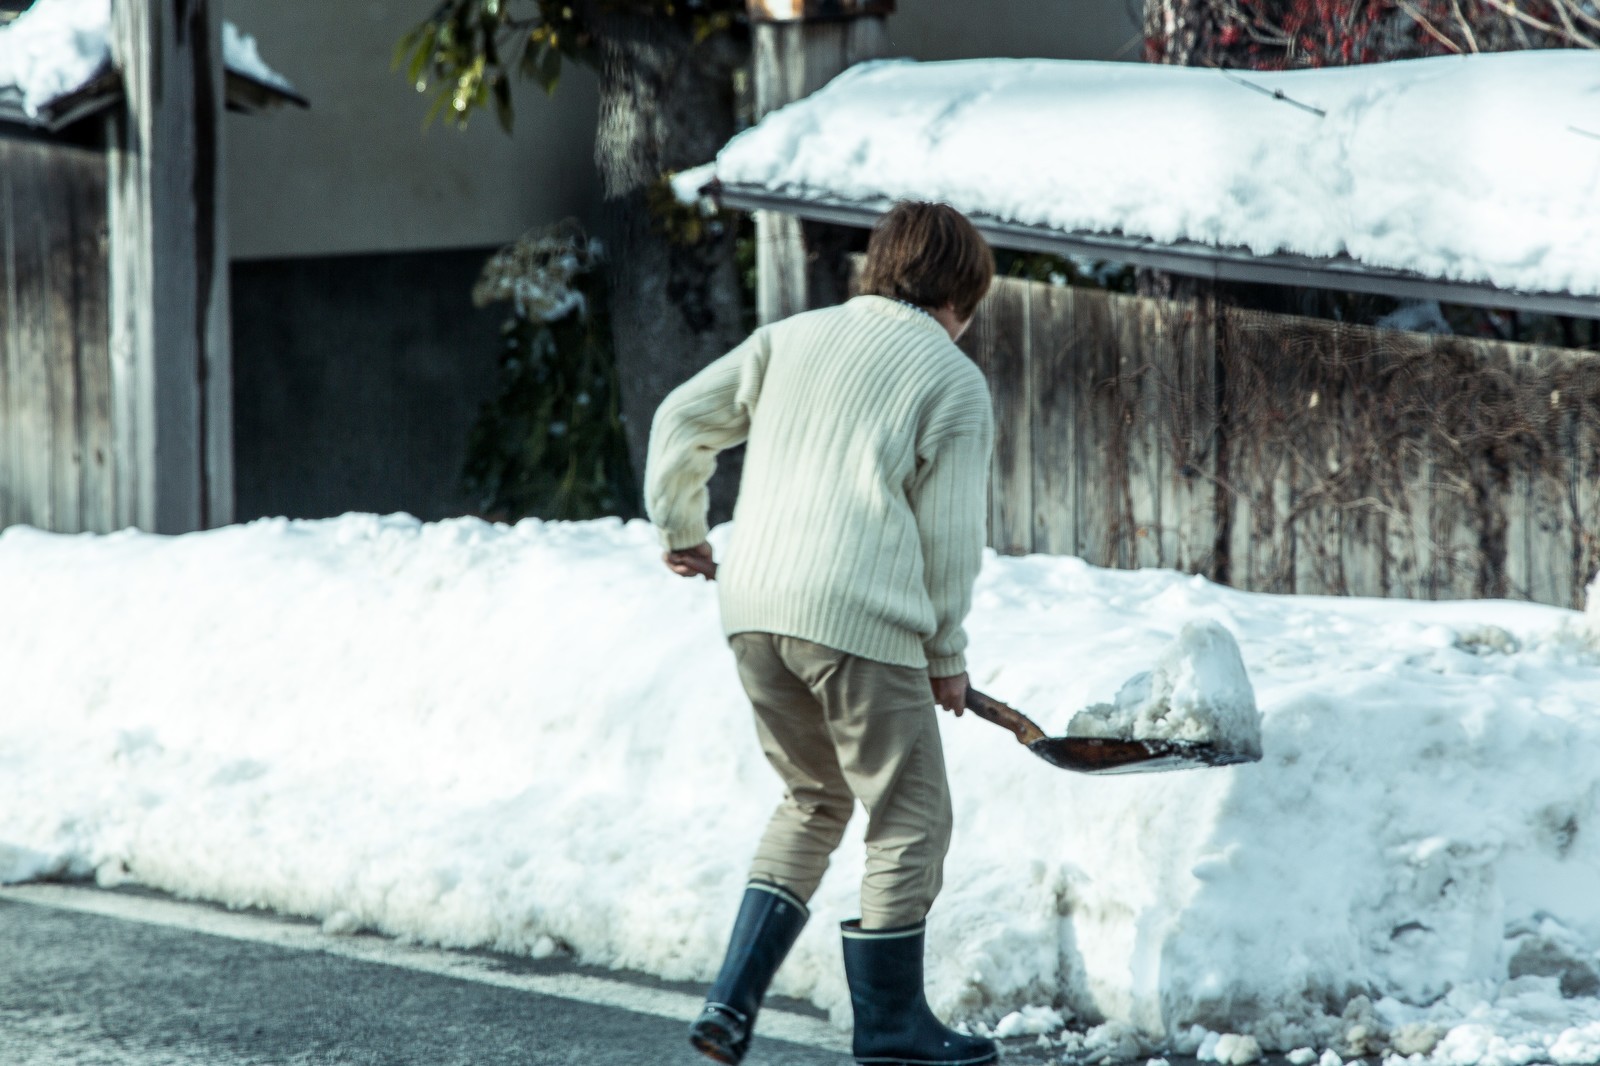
[858,201,995,322]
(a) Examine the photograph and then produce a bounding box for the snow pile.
[0,0,296,119]
[711,53,1600,297]
[221,22,294,93]
[1066,620,1262,758]
[0,0,110,115]
[4,517,1600,1066]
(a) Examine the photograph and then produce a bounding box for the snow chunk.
[0,0,111,117]
[1067,620,1262,756]
[1286,1050,1318,1065]
[1198,1032,1263,1064]
[670,163,718,207]
[1586,572,1600,641]
[993,1005,1064,1038]
[222,22,293,93]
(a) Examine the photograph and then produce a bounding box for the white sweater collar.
[850,295,950,339]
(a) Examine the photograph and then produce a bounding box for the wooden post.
[749,0,892,324]
[107,0,232,534]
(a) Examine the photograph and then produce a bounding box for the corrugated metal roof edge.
[716,183,1600,321]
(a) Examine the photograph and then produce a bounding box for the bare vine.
[1144,0,1600,67]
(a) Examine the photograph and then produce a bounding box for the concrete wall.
[221,1,602,261]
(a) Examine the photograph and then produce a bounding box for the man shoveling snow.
[645,200,1000,1066]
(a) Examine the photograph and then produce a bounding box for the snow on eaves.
[711,52,1600,299]
[0,0,297,120]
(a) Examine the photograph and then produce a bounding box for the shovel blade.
[1027,736,1255,775]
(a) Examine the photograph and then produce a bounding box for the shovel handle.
[964,687,1048,747]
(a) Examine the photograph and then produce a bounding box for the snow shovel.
[964,688,1257,775]
[675,552,1254,775]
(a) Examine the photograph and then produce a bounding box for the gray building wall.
[230,248,506,522]
[222,1,602,261]
[891,0,1141,62]
[222,1,1138,524]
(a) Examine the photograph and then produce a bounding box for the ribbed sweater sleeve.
[909,422,993,677]
[644,329,771,550]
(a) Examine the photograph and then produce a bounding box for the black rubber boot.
[689,882,810,1064]
[841,920,998,1066]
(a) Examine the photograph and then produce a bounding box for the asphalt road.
[0,885,854,1066]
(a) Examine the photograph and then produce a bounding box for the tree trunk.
[583,8,750,521]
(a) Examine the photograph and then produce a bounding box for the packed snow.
[0,0,296,119]
[709,53,1600,298]
[4,516,1600,1066]
[1066,620,1262,757]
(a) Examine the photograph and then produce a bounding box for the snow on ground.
[0,0,296,118]
[4,516,1600,1066]
[709,52,1600,298]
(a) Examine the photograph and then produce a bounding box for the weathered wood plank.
[108,0,232,532]
[48,154,88,532]
[1222,307,1296,593]
[1574,359,1600,608]
[1336,322,1388,598]
[1154,293,1218,576]
[1423,339,1494,599]
[752,16,887,325]
[982,277,1032,555]
[71,148,115,533]
[1125,296,1164,569]
[1287,317,1345,596]
[1030,284,1078,558]
[1075,291,1121,569]
[0,136,112,535]
[0,147,15,531]
[1377,337,1430,600]
[11,142,56,531]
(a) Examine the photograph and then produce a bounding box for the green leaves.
[463,225,639,522]
[396,0,746,131]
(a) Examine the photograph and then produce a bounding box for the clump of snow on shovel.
[1066,620,1262,758]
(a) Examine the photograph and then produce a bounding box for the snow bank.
[4,517,1600,1065]
[711,53,1600,298]
[0,0,296,118]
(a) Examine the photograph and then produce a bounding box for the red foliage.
[1147,0,1592,71]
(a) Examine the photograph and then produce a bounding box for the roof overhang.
[717,183,1600,322]
[0,65,307,134]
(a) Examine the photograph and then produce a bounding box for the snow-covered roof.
[708,53,1600,306]
[0,0,304,132]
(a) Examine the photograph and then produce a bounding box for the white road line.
[0,883,851,1056]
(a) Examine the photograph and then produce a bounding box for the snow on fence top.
[711,52,1600,299]
[0,0,297,121]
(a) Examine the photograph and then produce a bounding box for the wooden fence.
[961,276,1600,609]
[0,132,115,533]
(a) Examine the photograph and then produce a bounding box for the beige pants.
[730,632,954,930]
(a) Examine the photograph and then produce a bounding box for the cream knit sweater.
[645,295,994,677]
